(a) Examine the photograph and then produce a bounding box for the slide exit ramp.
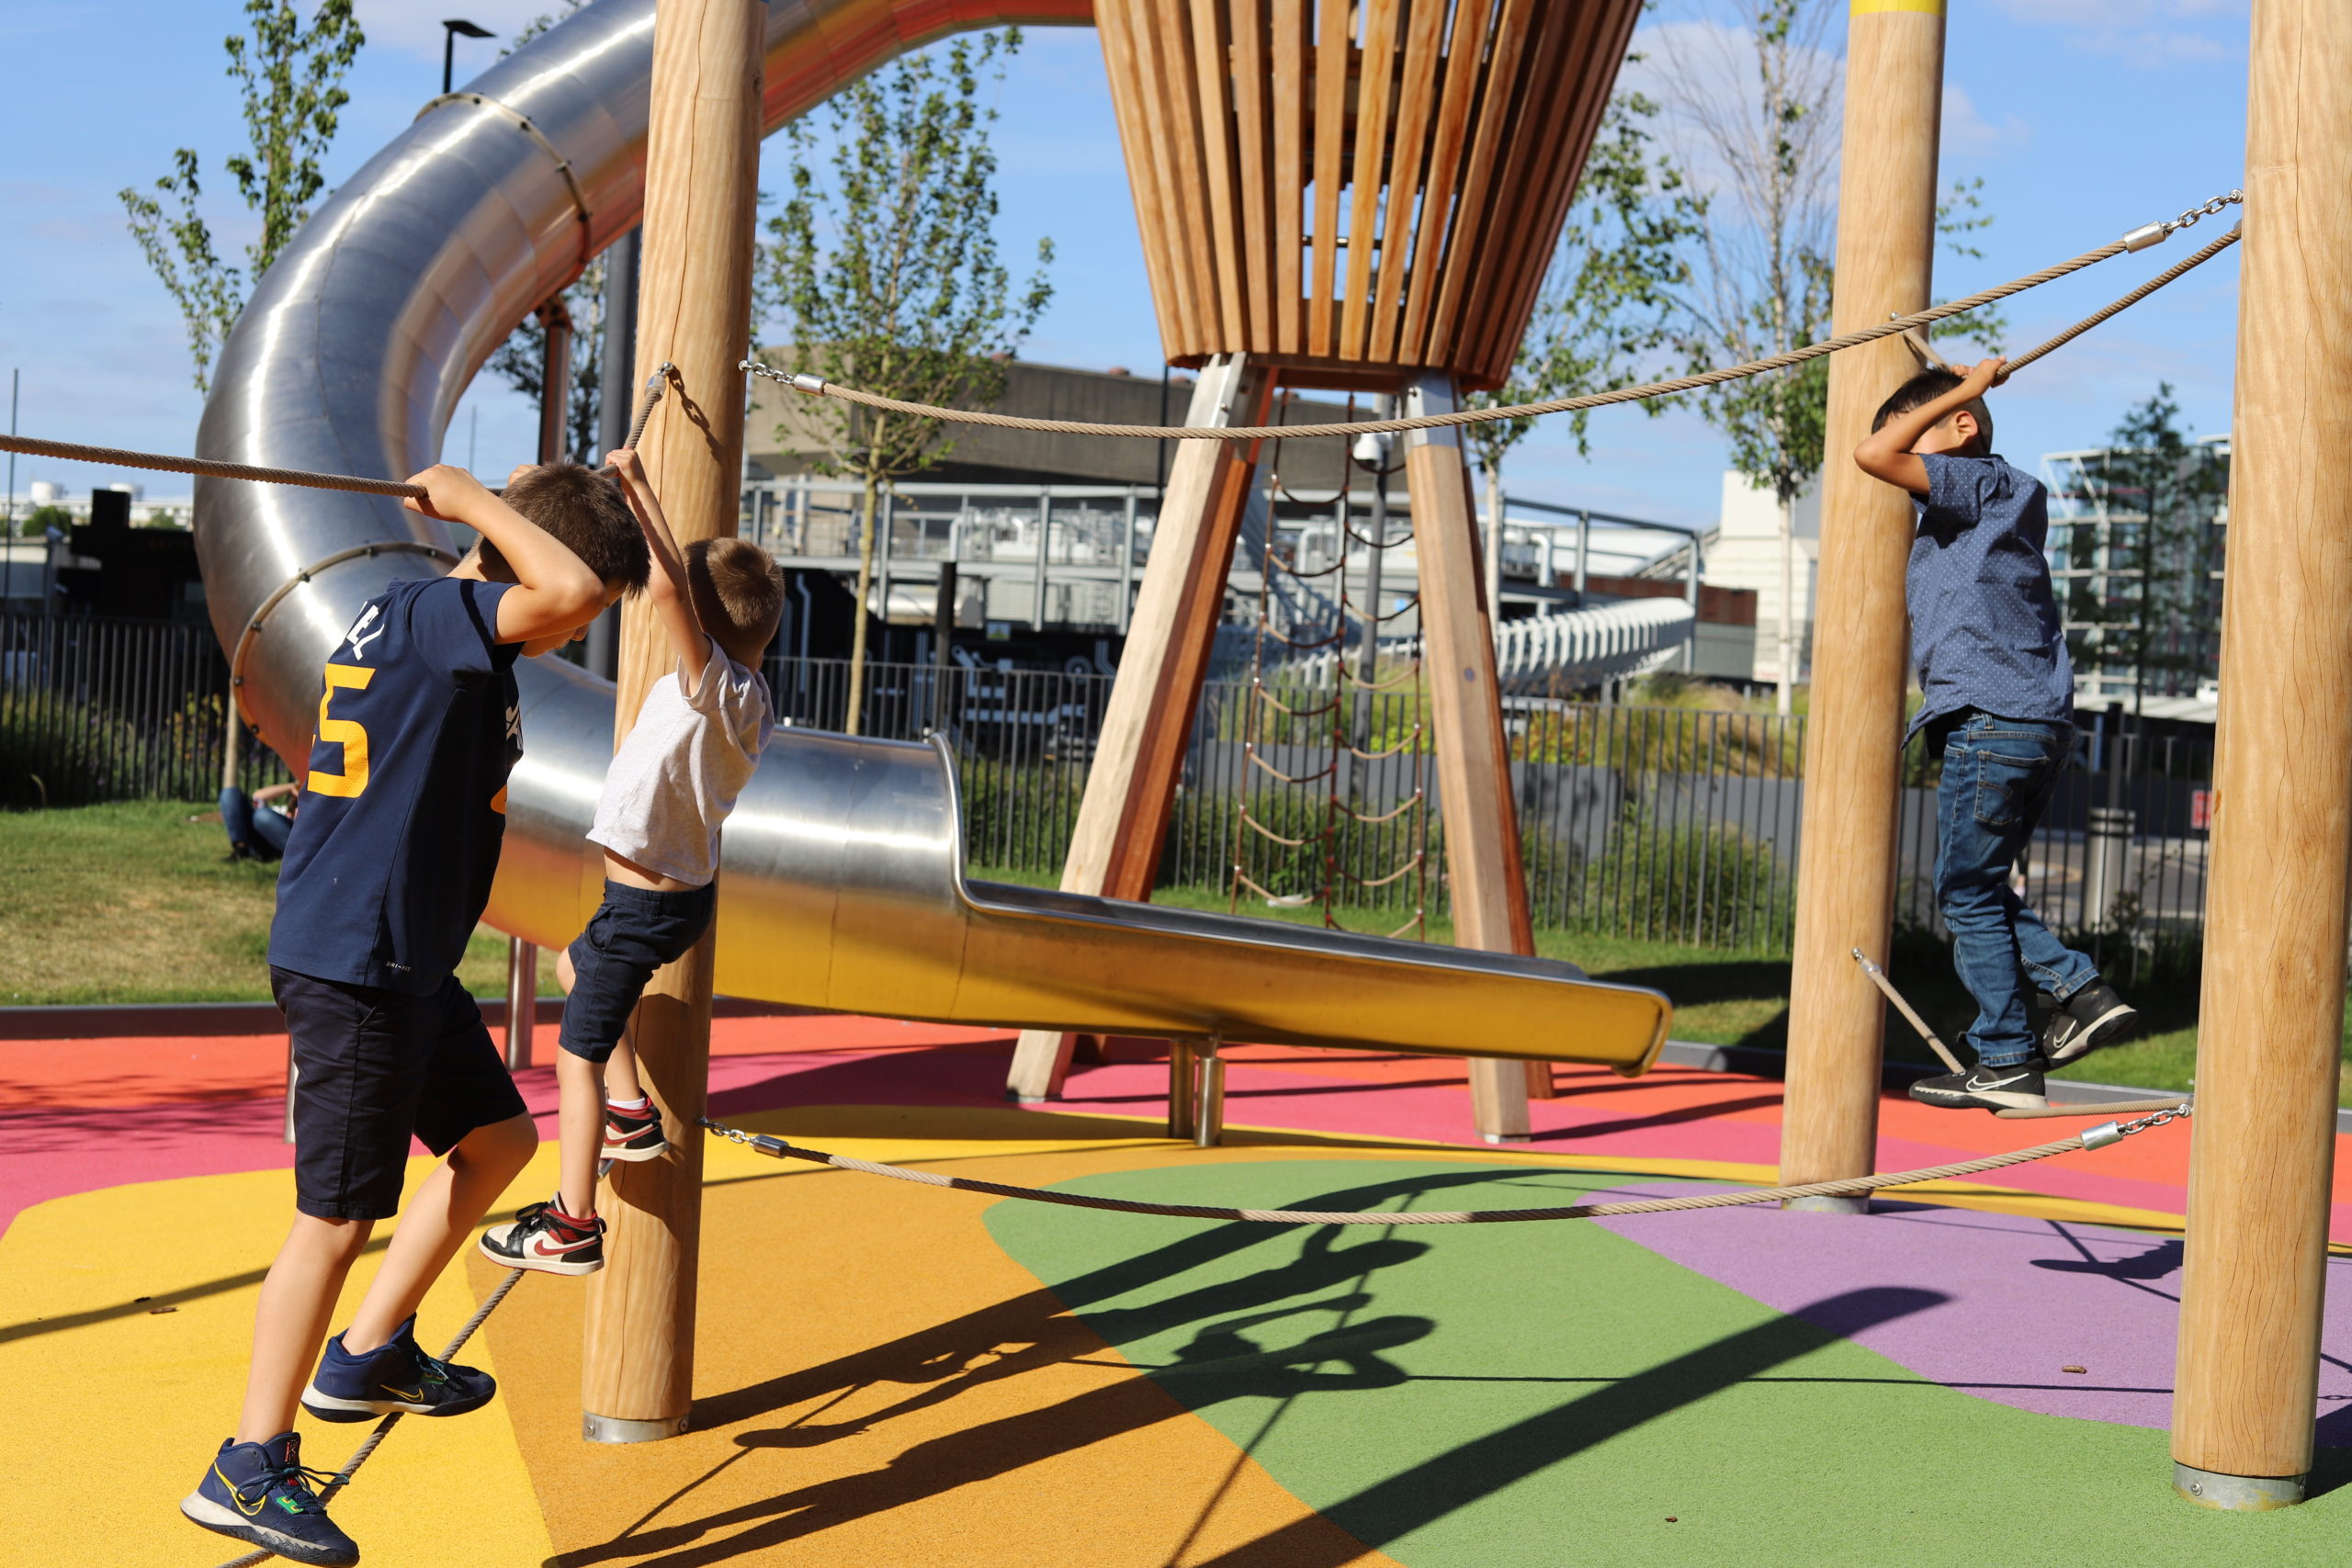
[190,0,1669,1076]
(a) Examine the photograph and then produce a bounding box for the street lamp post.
[442,18,493,96]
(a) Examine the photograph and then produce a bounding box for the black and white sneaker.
[480,1197,605,1276]
[2041,981,2139,1068]
[1909,1061,2048,1111]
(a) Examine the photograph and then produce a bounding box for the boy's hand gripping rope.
[749,192,2242,443]
[699,1104,2190,1224]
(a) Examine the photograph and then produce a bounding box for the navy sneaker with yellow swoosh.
[180,1430,359,1566]
[300,1314,497,1423]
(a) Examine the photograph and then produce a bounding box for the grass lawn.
[2,805,2336,1105]
[0,801,547,1005]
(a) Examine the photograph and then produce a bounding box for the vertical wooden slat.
[1128,10,1208,355]
[1369,0,1449,365]
[1157,9,1221,360]
[1340,0,1405,362]
[1270,0,1307,353]
[1454,4,1577,383]
[1397,0,1494,366]
[1229,0,1275,351]
[1308,0,1351,357]
[1190,0,1249,348]
[1421,0,1532,367]
[1095,5,1185,365]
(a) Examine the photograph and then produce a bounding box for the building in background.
[1687,470,1818,690]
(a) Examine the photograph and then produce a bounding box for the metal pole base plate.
[583,1412,689,1445]
[1781,1194,1871,1215]
[1480,1133,1532,1145]
[2173,1462,2305,1510]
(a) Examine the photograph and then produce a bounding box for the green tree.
[119,0,364,392]
[2062,387,2227,710]
[760,30,1054,734]
[1464,74,1700,604]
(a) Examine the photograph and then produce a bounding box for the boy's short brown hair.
[685,537,785,667]
[1871,368,1995,452]
[488,463,651,591]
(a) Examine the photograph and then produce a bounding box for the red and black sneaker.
[603,1100,668,1164]
[479,1197,605,1276]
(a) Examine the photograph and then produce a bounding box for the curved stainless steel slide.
[192,0,1671,1074]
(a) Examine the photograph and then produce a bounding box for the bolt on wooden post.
[580,0,763,1444]
[2170,0,2352,1509]
[1778,0,1944,1205]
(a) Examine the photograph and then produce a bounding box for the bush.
[1550,806,1793,949]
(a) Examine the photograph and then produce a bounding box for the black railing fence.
[0,611,287,809]
[1,615,2212,960]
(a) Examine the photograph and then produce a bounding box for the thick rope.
[752,210,2241,444]
[2004,226,2240,373]
[210,1269,525,1568]
[702,1109,2186,1225]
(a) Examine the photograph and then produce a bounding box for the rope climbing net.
[701,1100,2193,1225]
[1227,394,1433,941]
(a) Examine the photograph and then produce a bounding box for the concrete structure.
[1699,470,1819,687]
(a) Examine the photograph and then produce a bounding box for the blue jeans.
[1931,712,2099,1067]
[220,785,291,861]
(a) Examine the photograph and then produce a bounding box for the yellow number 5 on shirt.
[308,663,376,797]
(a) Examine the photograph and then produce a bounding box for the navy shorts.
[272,967,529,1222]
[560,880,718,1063]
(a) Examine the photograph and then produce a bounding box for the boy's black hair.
[485,463,650,591]
[1871,367,1993,451]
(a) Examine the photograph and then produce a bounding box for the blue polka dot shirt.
[1904,453,2075,742]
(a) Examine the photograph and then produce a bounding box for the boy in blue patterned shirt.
[180,463,648,1567]
[1855,358,2138,1112]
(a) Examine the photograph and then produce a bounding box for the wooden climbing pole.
[580,0,764,1443]
[1779,0,1945,1204]
[2169,0,2352,1510]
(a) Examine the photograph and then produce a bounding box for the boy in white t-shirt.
[481,447,780,1275]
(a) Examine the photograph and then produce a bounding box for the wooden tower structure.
[1007,0,1645,1139]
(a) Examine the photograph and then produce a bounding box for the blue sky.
[0,0,2251,527]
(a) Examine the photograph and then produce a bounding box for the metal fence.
[3,616,2213,962]
[0,610,287,809]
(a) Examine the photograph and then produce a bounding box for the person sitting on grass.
[220,780,299,861]
[1853,357,2137,1113]
[480,447,779,1277]
[180,462,648,1568]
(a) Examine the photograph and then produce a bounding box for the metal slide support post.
[503,939,538,1069]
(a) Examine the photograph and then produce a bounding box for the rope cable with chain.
[699,1102,2192,1225]
[747,194,2242,444]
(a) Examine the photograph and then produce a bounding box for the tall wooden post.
[2170,0,2352,1509]
[581,0,763,1444]
[1778,0,1943,1206]
[1006,356,1272,1101]
[1404,374,1534,1141]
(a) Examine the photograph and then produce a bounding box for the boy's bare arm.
[1853,356,2007,495]
[605,448,707,683]
[403,465,605,640]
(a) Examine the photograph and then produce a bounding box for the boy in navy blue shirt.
[181,463,648,1567]
[1856,358,2138,1113]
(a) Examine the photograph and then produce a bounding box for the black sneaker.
[300,1314,497,1423]
[480,1196,605,1276]
[1909,1061,2048,1111]
[180,1431,358,1566]
[602,1100,668,1163]
[2041,981,2139,1068]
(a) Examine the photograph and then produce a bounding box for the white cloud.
[1985,0,2244,71]
[349,1,565,64]
[1941,85,2031,160]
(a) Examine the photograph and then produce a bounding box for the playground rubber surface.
[3,1016,2346,1566]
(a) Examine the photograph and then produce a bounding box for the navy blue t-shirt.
[1905,453,2075,742]
[269,577,522,993]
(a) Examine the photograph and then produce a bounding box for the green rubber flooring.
[985,1160,2351,1568]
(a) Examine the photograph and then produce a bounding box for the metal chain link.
[2117,1100,2195,1137]
[2165,189,2244,236]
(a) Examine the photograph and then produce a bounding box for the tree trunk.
[1776,492,1795,716]
[1482,462,1505,620]
[846,469,880,736]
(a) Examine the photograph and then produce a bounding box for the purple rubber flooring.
[1594,1183,2352,1442]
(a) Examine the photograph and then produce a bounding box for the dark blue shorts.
[272,967,528,1221]
[560,880,718,1063]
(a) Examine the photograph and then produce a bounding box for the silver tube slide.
[192,0,1671,1074]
